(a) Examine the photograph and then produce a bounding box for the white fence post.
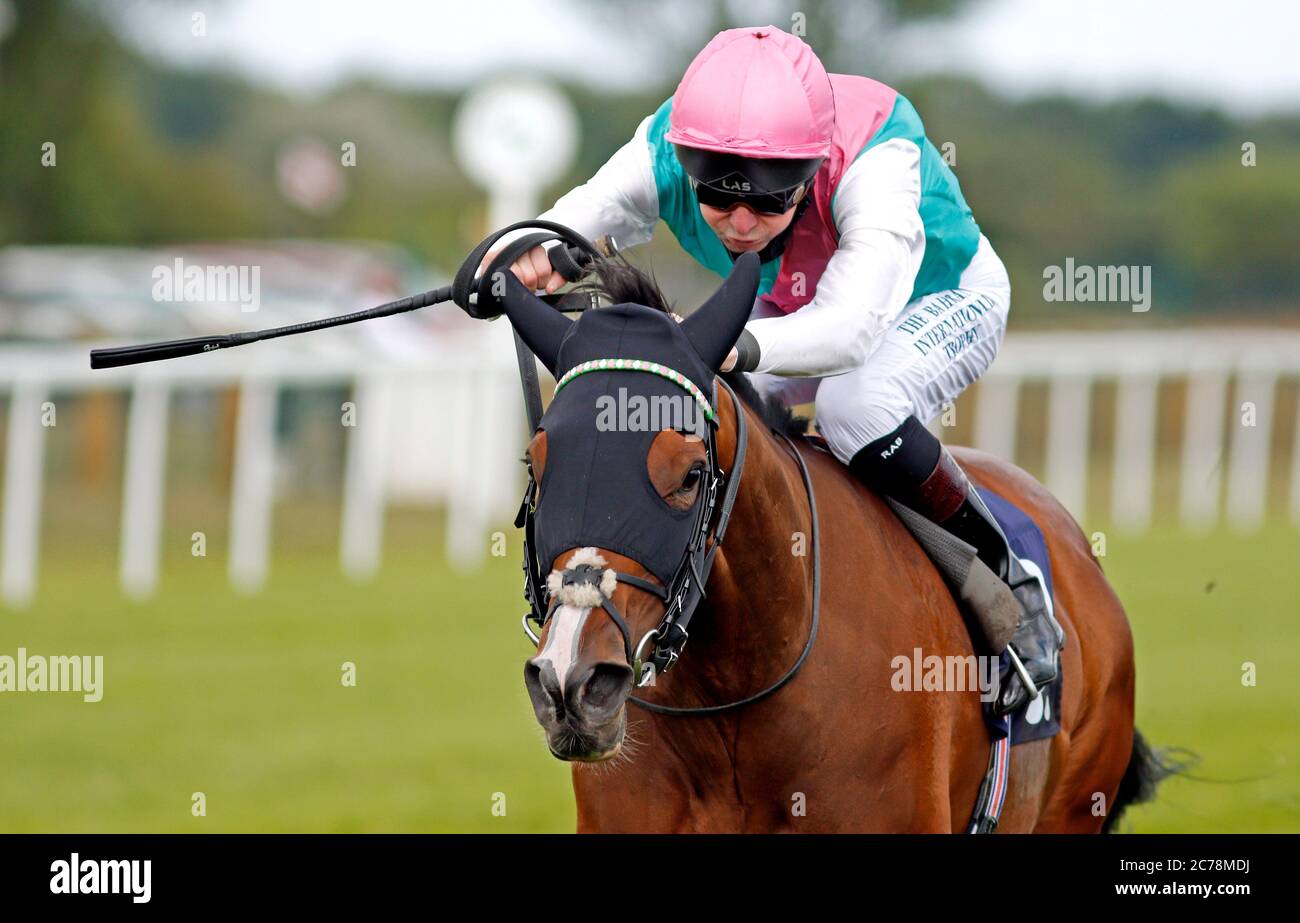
[2,380,49,608]
[444,370,484,571]
[974,377,1019,462]
[1111,372,1159,533]
[339,374,392,581]
[228,375,278,593]
[1045,372,1091,522]
[119,378,171,599]
[1225,364,1276,533]
[1179,369,1228,531]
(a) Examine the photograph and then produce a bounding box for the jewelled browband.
[552,358,717,423]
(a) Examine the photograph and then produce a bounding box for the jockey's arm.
[739,139,926,378]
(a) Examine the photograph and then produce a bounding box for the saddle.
[891,481,1063,745]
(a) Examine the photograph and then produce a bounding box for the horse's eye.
[679,466,703,492]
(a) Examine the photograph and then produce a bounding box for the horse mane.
[720,370,809,438]
[574,254,673,314]
[576,256,809,439]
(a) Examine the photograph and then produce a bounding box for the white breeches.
[747,234,1011,464]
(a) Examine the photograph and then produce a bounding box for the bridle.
[517,373,821,717]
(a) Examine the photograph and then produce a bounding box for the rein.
[519,376,821,716]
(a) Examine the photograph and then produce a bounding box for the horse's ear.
[498,271,572,375]
[680,251,761,371]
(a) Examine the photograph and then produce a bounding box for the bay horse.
[501,249,1160,833]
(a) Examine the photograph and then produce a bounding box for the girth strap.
[967,730,1011,833]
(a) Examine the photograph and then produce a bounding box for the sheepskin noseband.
[546,548,619,609]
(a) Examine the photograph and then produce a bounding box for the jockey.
[496,25,1063,715]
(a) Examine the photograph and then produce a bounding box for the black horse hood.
[502,253,760,584]
[553,303,715,400]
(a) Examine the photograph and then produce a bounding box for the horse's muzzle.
[524,657,633,761]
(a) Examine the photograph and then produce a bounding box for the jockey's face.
[699,199,799,254]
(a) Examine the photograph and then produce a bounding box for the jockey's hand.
[478,244,568,295]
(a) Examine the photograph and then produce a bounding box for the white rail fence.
[971,328,1300,534]
[0,323,524,608]
[1,327,1297,607]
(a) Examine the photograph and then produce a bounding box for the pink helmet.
[667,26,834,161]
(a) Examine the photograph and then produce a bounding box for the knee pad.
[847,415,941,497]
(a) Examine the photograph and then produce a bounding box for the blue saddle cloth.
[976,488,1062,746]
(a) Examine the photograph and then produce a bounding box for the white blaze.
[536,604,591,693]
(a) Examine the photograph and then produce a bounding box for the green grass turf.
[1,503,1295,832]
[1098,521,1300,833]
[0,505,575,833]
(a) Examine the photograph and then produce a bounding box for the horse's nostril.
[579,662,634,713]
[524,659,564,720]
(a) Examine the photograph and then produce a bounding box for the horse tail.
[1103,728,1193,833]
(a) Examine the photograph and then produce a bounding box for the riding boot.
[937,465,1066,714]
[848,416,1065,716]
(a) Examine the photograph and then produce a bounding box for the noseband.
[518,375,821,716]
